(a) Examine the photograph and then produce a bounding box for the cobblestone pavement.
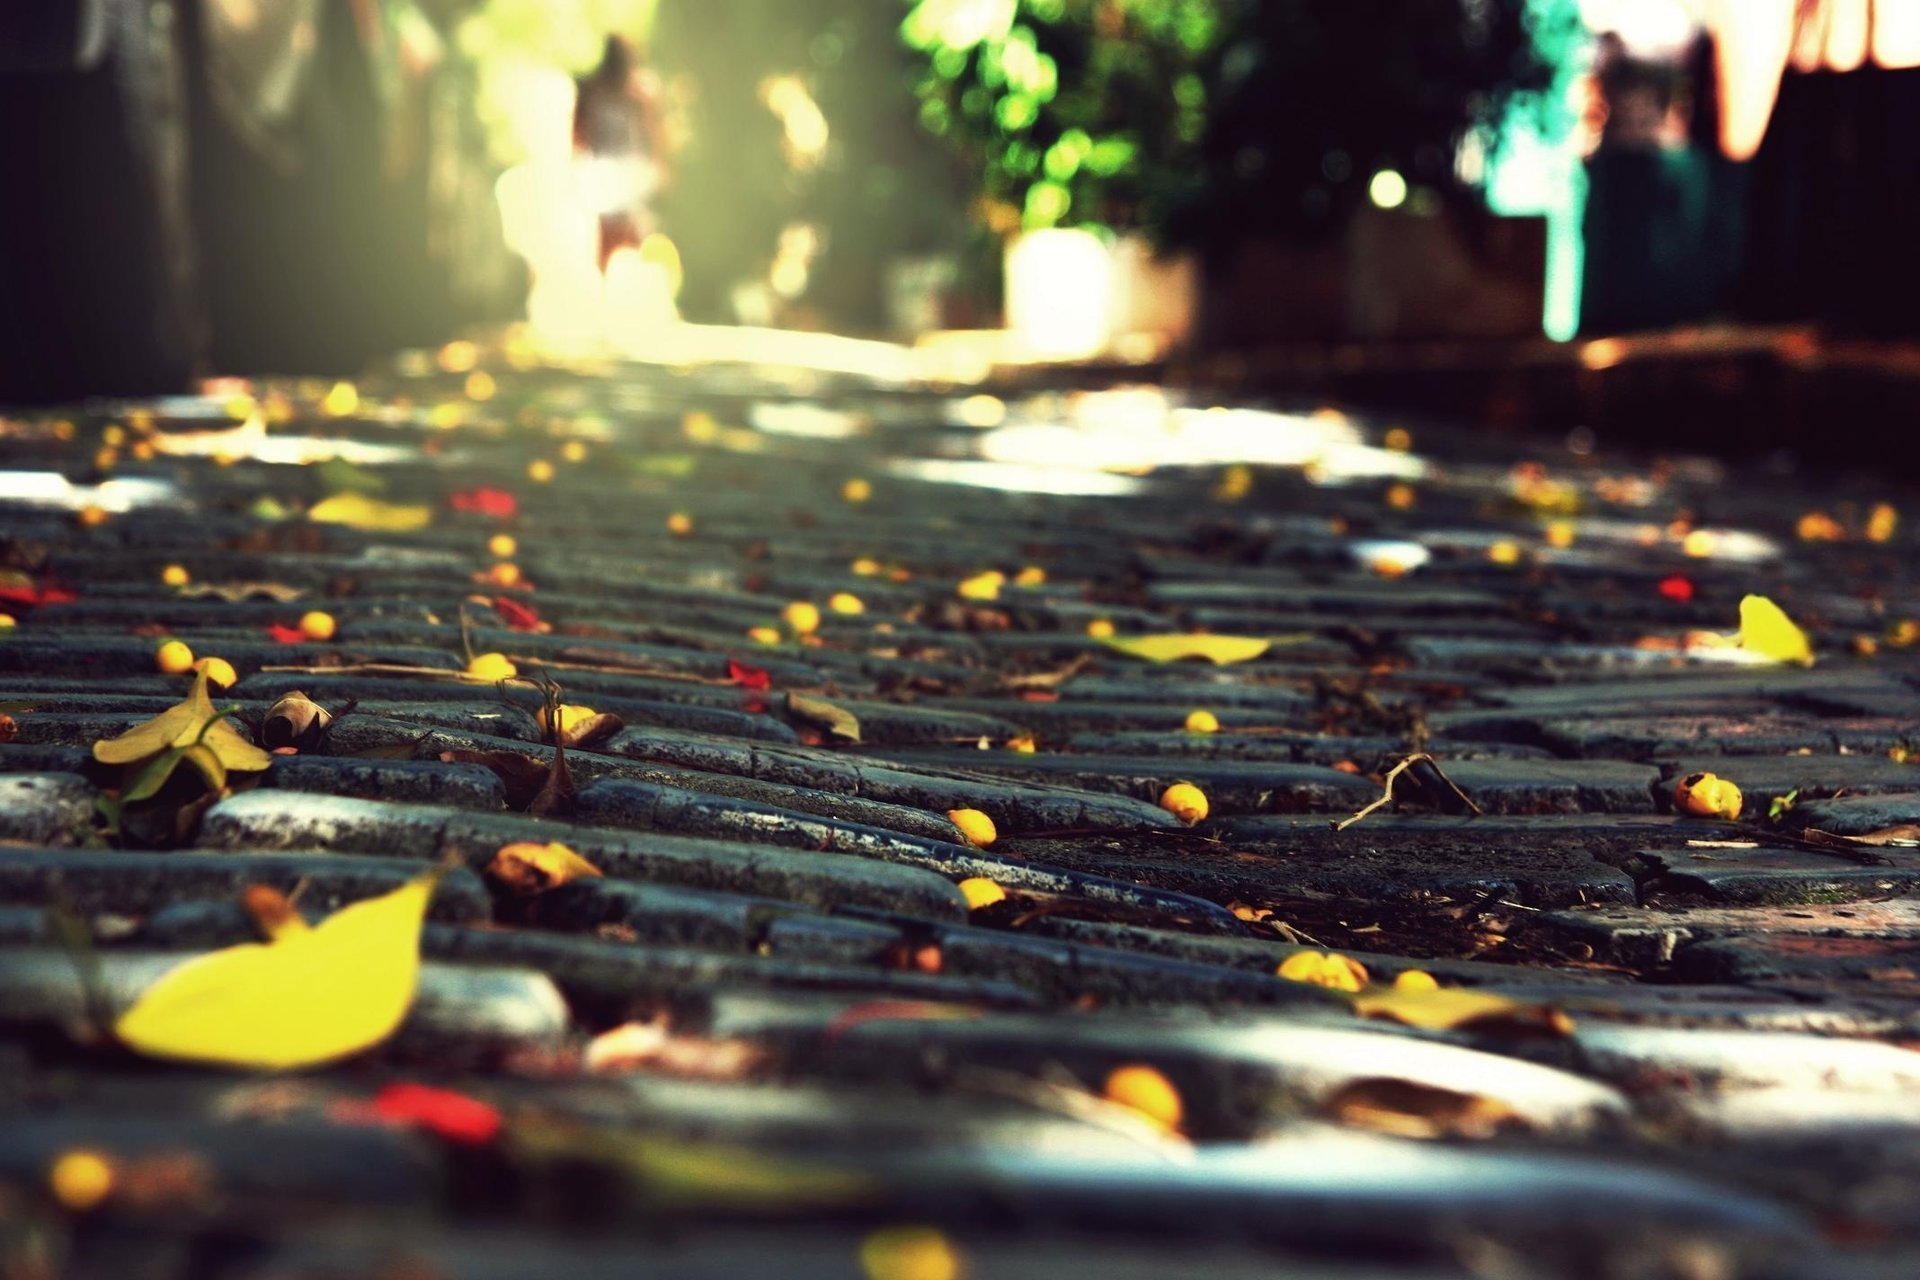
[4,345,1920,1279]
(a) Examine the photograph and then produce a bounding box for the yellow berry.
[483,562,522,588]
[193,656,237,689]
[1102,1064,1184,1131]
[1006,735,1037,754]
[1086,618,1116,639]
[77,504,110,527]
[666,511,694,536]
[1544,520,1576,549]
[1674,771,1743,820]
[102,425,126,448]
[48,1150,115,1211]
[1385,483,1416,510]
[1276,950,1370,992]
[466,652,518,681]
[948,808,997,847]
[465,370,498,402]
[321,381,359,417]
[298,611,336,642]
[956,570,1004,602]
[92,447,118,471]
[487,534,517,558]
[1013,565,1046,587]
[828,592,864,615]
[155,640,194,674]
[160,564,190,588]
[561,439,587,463]
[1392,969,1440,993]
[1487,541,1521,566]
[850,557,882,576]
[842,477,872,503]
[1159,782,1209,825]
[858,1226,960,1280]
[957,876,1005,910]
[1184,709,1219,734]
[782,601,821,635]
[527,459,555,483]
[747,626,782,646]
[1383,427,1413,451]
[0,614,16,630]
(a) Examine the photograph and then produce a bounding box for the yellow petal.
[1735,594,1813,666]
[306,493,434,533]
[114,871,439,1070]
[1097,634,1271,665]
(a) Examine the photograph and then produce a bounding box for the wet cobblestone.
[3,350,1920,1277]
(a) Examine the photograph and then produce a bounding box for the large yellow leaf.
[1095,634,1272,665]
[1352,986,1573,1036]
[93,670,215,765]
[1735,594,1813,666]
[306,492,434,533]
[114,871,439,1070]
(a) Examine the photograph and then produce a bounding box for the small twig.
[1331,752,1481,832]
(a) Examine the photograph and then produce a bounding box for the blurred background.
[4,0,1920,452]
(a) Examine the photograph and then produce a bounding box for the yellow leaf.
[485,841,604,894]
[1096,634,1271,665]
[306,493,434,533]
[1353,986,1573,1036]
[1735,594,1813,666]
[114,871,440,1070]
[93,691,202,765]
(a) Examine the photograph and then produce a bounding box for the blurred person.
[572,35,666,274]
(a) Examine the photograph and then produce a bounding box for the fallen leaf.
[364,1082,501,1145]
[307,493,434,533]
[1804,824,1920,848]
[114,870,440,1070]
[266,623,308,645]
[0,570,76,610]
[1353,986,1573,1037]
[440,749,552,810]
[1324,1077,1523,1140]
[1095,634,1271,665]
[538,704,623,749]
[726,658,772,692]
[260,692,333,752]
[93,670,271,798]
[1735,594,1814,666]
[486,840,603,893]
[313,458,386,496]
[493,596,543,632]
[786,693,861,743]
[449,486,517,518]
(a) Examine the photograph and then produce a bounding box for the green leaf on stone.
[314,457,388,496]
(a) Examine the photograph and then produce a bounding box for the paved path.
[4,346,1920,1278]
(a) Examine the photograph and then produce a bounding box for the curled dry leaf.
[538,703,624,749]
[584,1017,765,1079]
[260,691,333,753]
[1324,1077,1524,1140]
[178,582,305,604]
[786,692,861,743]
[485,841,603,894]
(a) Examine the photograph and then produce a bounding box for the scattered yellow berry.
[1487,541,1522,566]
[1102,1063,1184,1132]
[130,440,156,461]
[561,439,588,464]
[842,477,872,503]
[1383,427,1413,451]
[466,652,518,681]
[487,533,517,558]
[850,557,882,576]
[48,1149,115,1211]
[1385,483,1416,510]
[321,381,359,417]
[161,564,190,588]
[1013,565,1047,587]
[77,504,110,527]
[948,809,997,847]
[956,570,1004,602]
[481,562,522,588]
[1682,529,1716,558]
[1796,511,1845,542]
[957,876,1006,910]
[1544,520,1576,549]
[527,459,555,483]
[666,511,694,536]
[1005,735,1037,753]
[1392,969,1440,993]
[298,611,337,642]
[1867,503,1899,543]
[747,626,782,646]
[1086,618,1116,639]
[858,1226,960,1280]
[102,424,127,447]
[155,640,194,674]
[0,614,16,630]
[828,592,865,615]
[1674,771,1742,820]
[1159,782,1209,825]
[1276,950,1370,992]
[782,601,821,635]
[683,410,719,442]
[465,370,497,402]
[193,656,238,689]
[1184,709,1220,734]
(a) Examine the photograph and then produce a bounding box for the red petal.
[369,1082,502,1145]
[493,596,543,631]
[1657,576,1695,603]
[267,623,307,644]
[451,487,518,518]
[726,658,772,692]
